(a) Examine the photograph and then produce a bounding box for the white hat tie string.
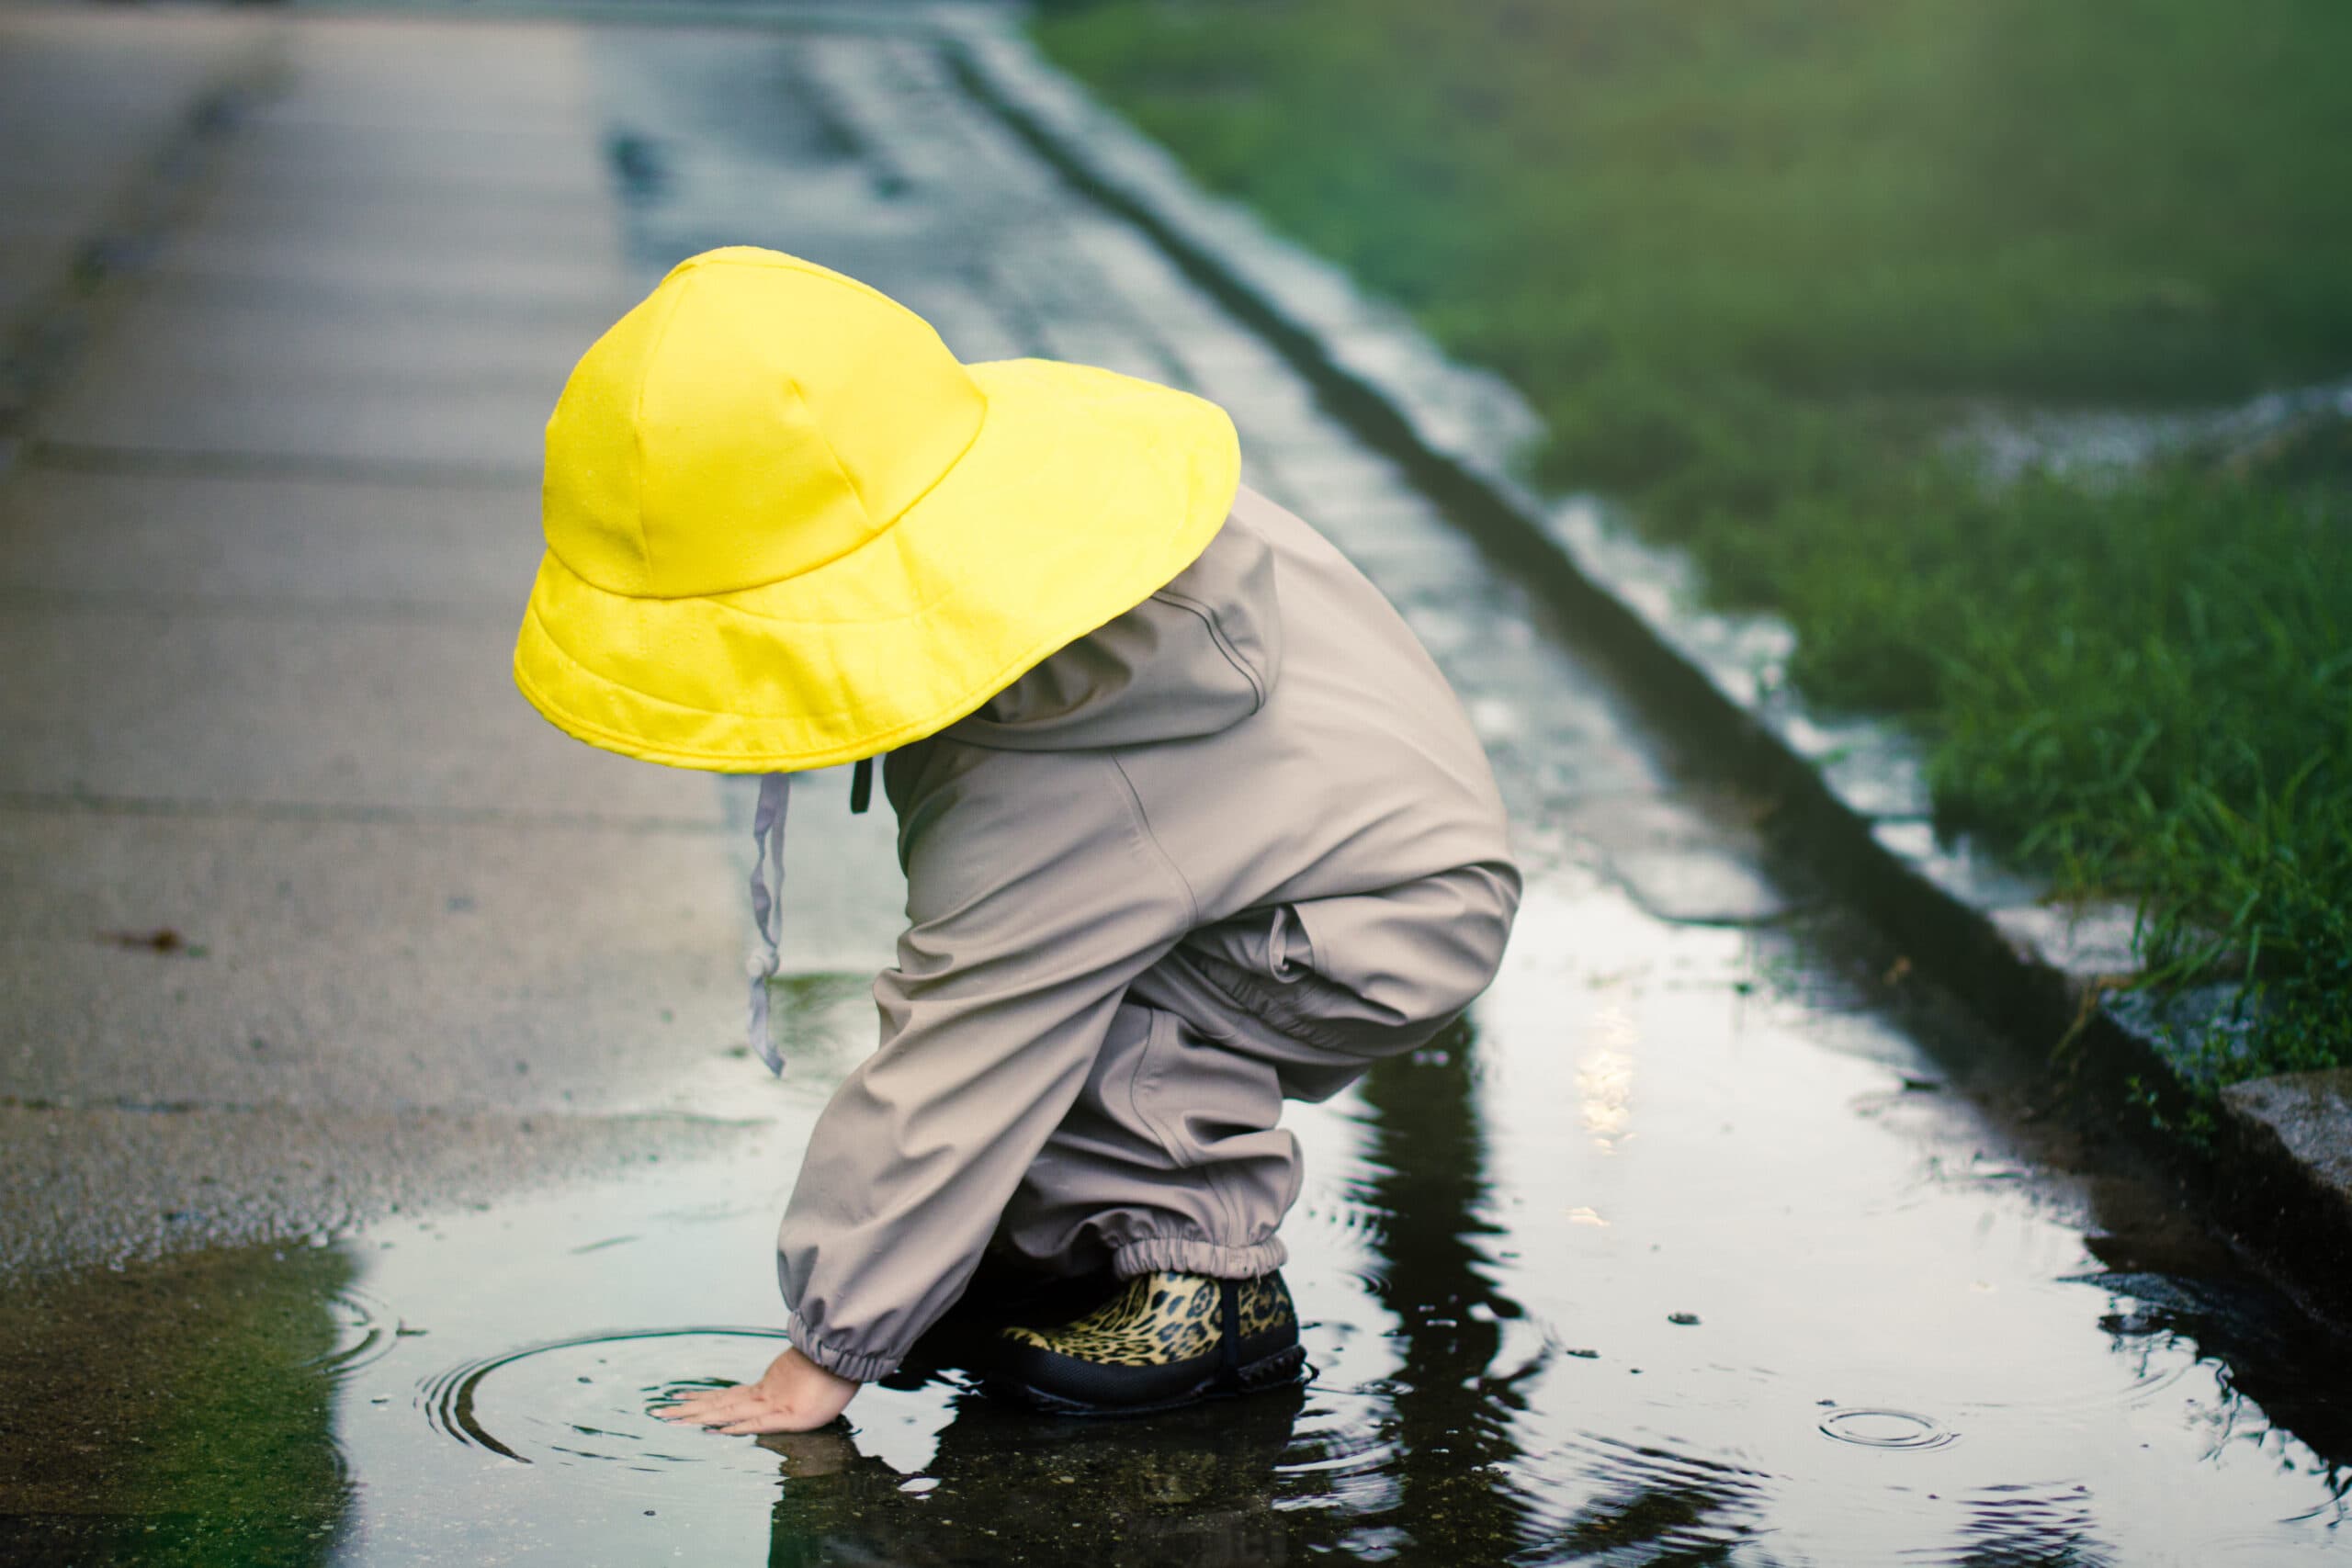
[745,772,791,1075]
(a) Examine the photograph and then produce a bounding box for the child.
[514,248,1518,1430]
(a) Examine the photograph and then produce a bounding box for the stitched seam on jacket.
[1107,754,1200,930]
[1151,585,1268,710]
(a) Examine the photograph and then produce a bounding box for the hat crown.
[542,248,986,599]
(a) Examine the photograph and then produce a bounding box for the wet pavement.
[3,5,2350,1564]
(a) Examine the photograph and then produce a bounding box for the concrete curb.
[2220,1072,2352,1308]
[944,20,2349,1315]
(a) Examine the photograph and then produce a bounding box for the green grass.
[1036,0,2352,1088]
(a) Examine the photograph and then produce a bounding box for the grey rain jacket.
[775,486,1519,1381]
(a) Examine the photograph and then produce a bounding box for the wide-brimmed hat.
[514,246,1240,773]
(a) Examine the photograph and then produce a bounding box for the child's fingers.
[718,1409,800,1436]
[662,1396,828,1434]
[654,1385,757,1423]
[662,1397,751,1422]
[663,1384,746,1405]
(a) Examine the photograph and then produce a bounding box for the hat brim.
[513,358,1241,773]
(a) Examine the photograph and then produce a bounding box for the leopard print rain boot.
[987,1269,1305,1416]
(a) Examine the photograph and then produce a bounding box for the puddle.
[306,1286,410,1377]
[421,1326,796,1472]
[17,884,2350,1564]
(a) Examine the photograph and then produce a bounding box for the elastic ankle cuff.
[785,1311,901,1383]
[1111,1236,1287,1280]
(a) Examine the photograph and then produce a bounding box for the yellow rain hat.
[514,246,1240,773]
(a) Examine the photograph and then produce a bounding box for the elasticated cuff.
[1111,1235,1288,1280]
[785,1311,903,1383]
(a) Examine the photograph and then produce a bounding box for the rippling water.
[232,874,2346,1567]
[11,851,2342,1565]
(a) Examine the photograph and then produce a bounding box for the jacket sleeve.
[775,753,1197,1382]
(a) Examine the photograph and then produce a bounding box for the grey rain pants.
[990,862,1513,1282]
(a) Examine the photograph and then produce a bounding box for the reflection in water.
[2084,1269,2352,1491]
[746,1009,1542,1566]
[763,1384,1306,1566]
[1950,1482,2113,1568]
[747,1012,1543,1566]
[1576,1005,1638,1151]
[1351,1017,1539,1562]
[1534,1432,1775,1565]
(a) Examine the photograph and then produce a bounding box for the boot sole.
[987,1342,1307,1418]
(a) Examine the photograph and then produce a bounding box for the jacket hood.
[946,511,1283,752]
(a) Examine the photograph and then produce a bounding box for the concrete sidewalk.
[0,2,1735,1275]
[0,9,781,1272]
[0,5,269,430]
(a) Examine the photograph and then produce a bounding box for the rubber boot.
[986,1269,1305,1416]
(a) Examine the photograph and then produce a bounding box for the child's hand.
[655,1346,859,1434]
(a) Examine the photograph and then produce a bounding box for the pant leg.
[996,862,1520,1282]
[994,995,1300,1281]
